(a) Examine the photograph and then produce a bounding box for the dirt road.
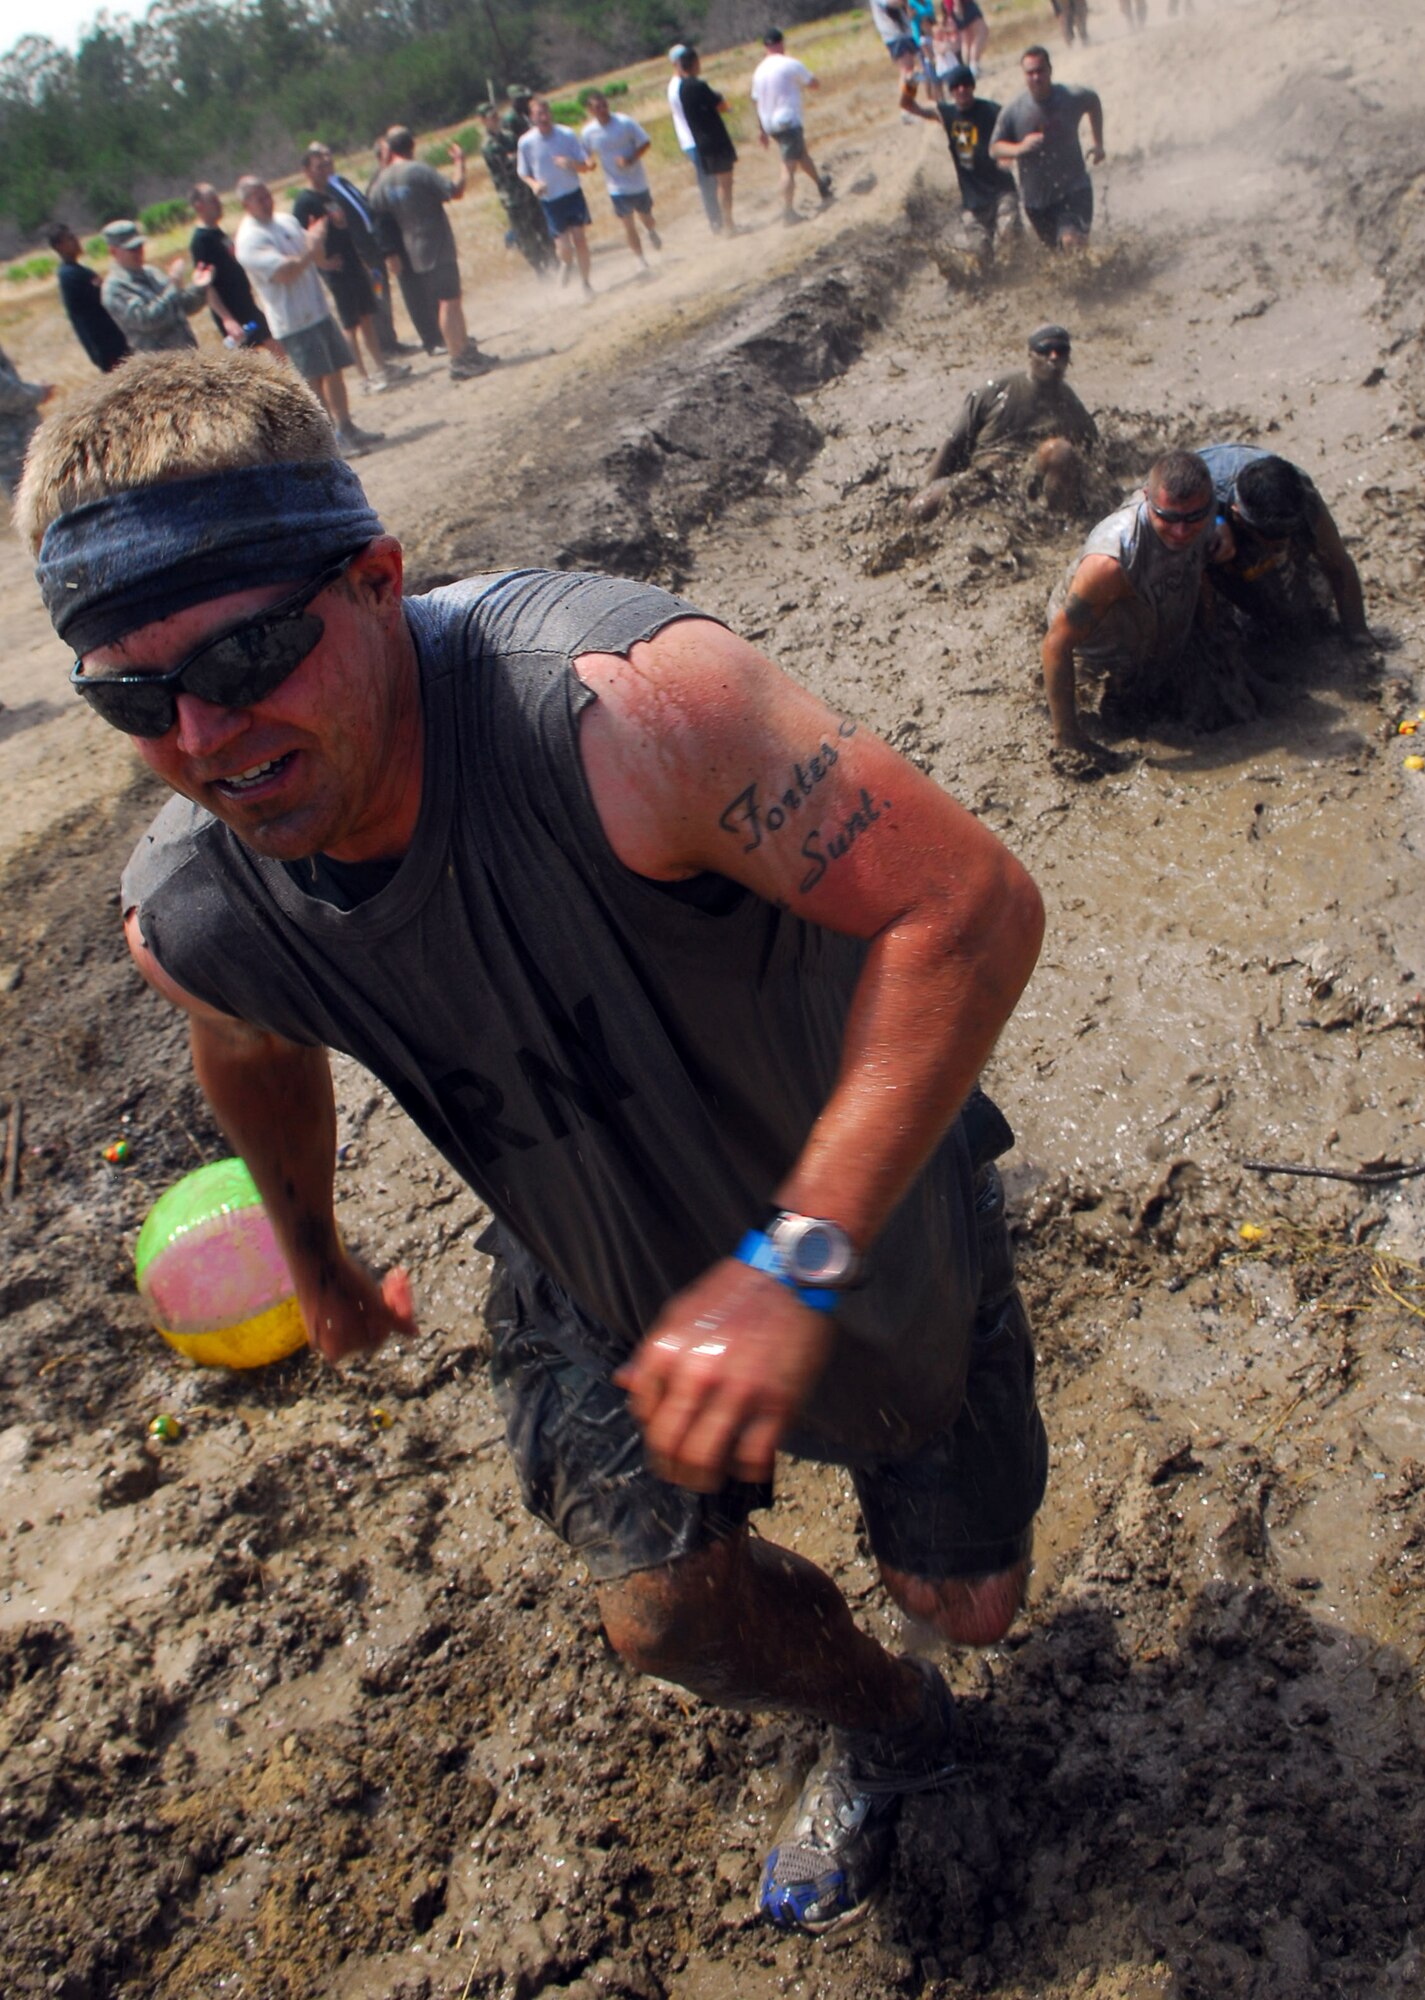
[3,3,1425,1997]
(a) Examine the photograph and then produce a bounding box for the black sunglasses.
[69,554,357,737]
[1146,498,1213,527]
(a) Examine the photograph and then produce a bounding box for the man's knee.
[1036,437,1085,511]
[595,1533,744,1681]
[879,1550,1032,1647]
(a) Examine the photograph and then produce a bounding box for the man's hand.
[615,1263,833,1491]
[297,1251,417,1365]
[1087,144,1106,165]
[191,262,215,288]
[759,130,770,148]
[167,254,188,281]
[1017,131,1046,154]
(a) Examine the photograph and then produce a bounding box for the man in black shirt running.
[902,64,1019,265]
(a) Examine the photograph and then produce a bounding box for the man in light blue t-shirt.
[581,90,662,275]
[517,96,595,297]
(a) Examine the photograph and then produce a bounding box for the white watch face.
[771,1214,858,1286]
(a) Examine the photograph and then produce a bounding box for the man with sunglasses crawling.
[1042,447,1231,775]
[907,324,1098,525]
[1195,443,1373,649]
[23,349,1049,1940]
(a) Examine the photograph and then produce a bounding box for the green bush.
[550,99,584,125]
[5,254,56,282]
[455,124,485,151]
[606,81,629,98]
[85,236,106,258]
[424,142,451,166]
[139,197,191,236]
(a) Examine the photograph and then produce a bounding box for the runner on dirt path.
[1042,447,1229,771]
[991,46,1104,251]
[517,98,596,299]
[480,103,557,277]
[868,0,923,96]
[900,62,1020,269]
[908,324,1097,523]
[667,46,725,234]
[580,91,662,276]
[22,348,1047,1941]
[750,28,834,226]
[1048,0,1090,45]
[1195,442,1373,647]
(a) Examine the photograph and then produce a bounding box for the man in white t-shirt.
[581,91,662,275]
[234,177,382,458]
[750,29,834,224]
[517,97,595,298]
[667,42,724,234]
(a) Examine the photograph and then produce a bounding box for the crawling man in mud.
[24,351,1047,1938]
[907,322,1098,524]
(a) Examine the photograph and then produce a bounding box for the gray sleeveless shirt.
[1050,498,1208,668]
[122,570,988,1461]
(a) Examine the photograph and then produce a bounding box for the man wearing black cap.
[908,324,1098,523]
[1197,443,1372,646]
[23,348,1047,1941]
[901,63,1019,264]
[990,45,1104,251]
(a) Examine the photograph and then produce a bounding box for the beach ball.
[135,1158,308,1368]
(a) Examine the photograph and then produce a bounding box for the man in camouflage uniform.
[0,346,52,500]
[480,102,556,275]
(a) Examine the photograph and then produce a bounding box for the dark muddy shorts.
[488,1165,1048,1586]
[1026,181,1094,247]
[770,123,809,162]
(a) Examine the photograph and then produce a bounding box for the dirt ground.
[4,2,1425,1996]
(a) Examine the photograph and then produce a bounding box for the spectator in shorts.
[189,185,280,354]
[673,48,738,234]
[946,0,989,76]
[990,46,1104,251]
[868,1,922,95]
[49,225,129,374]
[294,143,410,395]
[234,177,382,458]
[581,91,661,276]
[517,97,596,298]
[372,125,498,382]
[668,45,725,234]
[750,29,834,226]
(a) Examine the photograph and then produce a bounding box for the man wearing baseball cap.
[908,323,1098,523]
[668,43,725,233]
[901,61,1019,266]
[99,220,214,354]
[22,347,1047,1938]
[750,29,834,225]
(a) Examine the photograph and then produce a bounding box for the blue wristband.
[733,1229,840,1314]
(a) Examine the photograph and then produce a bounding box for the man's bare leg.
[714,171,736,231]
[595,1524,1022,1723]
[618,209,647,265]
[438,295,468,358]
[315,369,350,429]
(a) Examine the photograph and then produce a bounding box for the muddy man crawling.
[907,323,1099,523]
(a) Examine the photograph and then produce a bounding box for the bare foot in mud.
[906,478,954,523]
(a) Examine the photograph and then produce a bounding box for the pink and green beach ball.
[135,1158,307,1368]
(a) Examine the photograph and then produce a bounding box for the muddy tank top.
[1051,498,1208,667]
[122,570,989,1461]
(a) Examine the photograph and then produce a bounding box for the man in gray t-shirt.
[27,350,1049,1942]
[991,45,1104,250]
[371,124,498,382]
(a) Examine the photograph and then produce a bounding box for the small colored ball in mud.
[148,1413,183,1443]
[103,1140,130,1165]
[135,1159,307,1369]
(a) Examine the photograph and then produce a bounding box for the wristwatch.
[733,1210,864,1313]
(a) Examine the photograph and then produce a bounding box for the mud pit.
[4,4,1425,1996]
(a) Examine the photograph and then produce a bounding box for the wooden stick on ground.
[1242,1157,1425,1187]
[2,1096,20,1203]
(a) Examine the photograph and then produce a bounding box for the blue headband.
[36,459,386,653]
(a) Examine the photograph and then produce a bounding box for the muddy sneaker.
[647,226,663,250]
[758,1658,955,1935]
[818,172,835,202]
